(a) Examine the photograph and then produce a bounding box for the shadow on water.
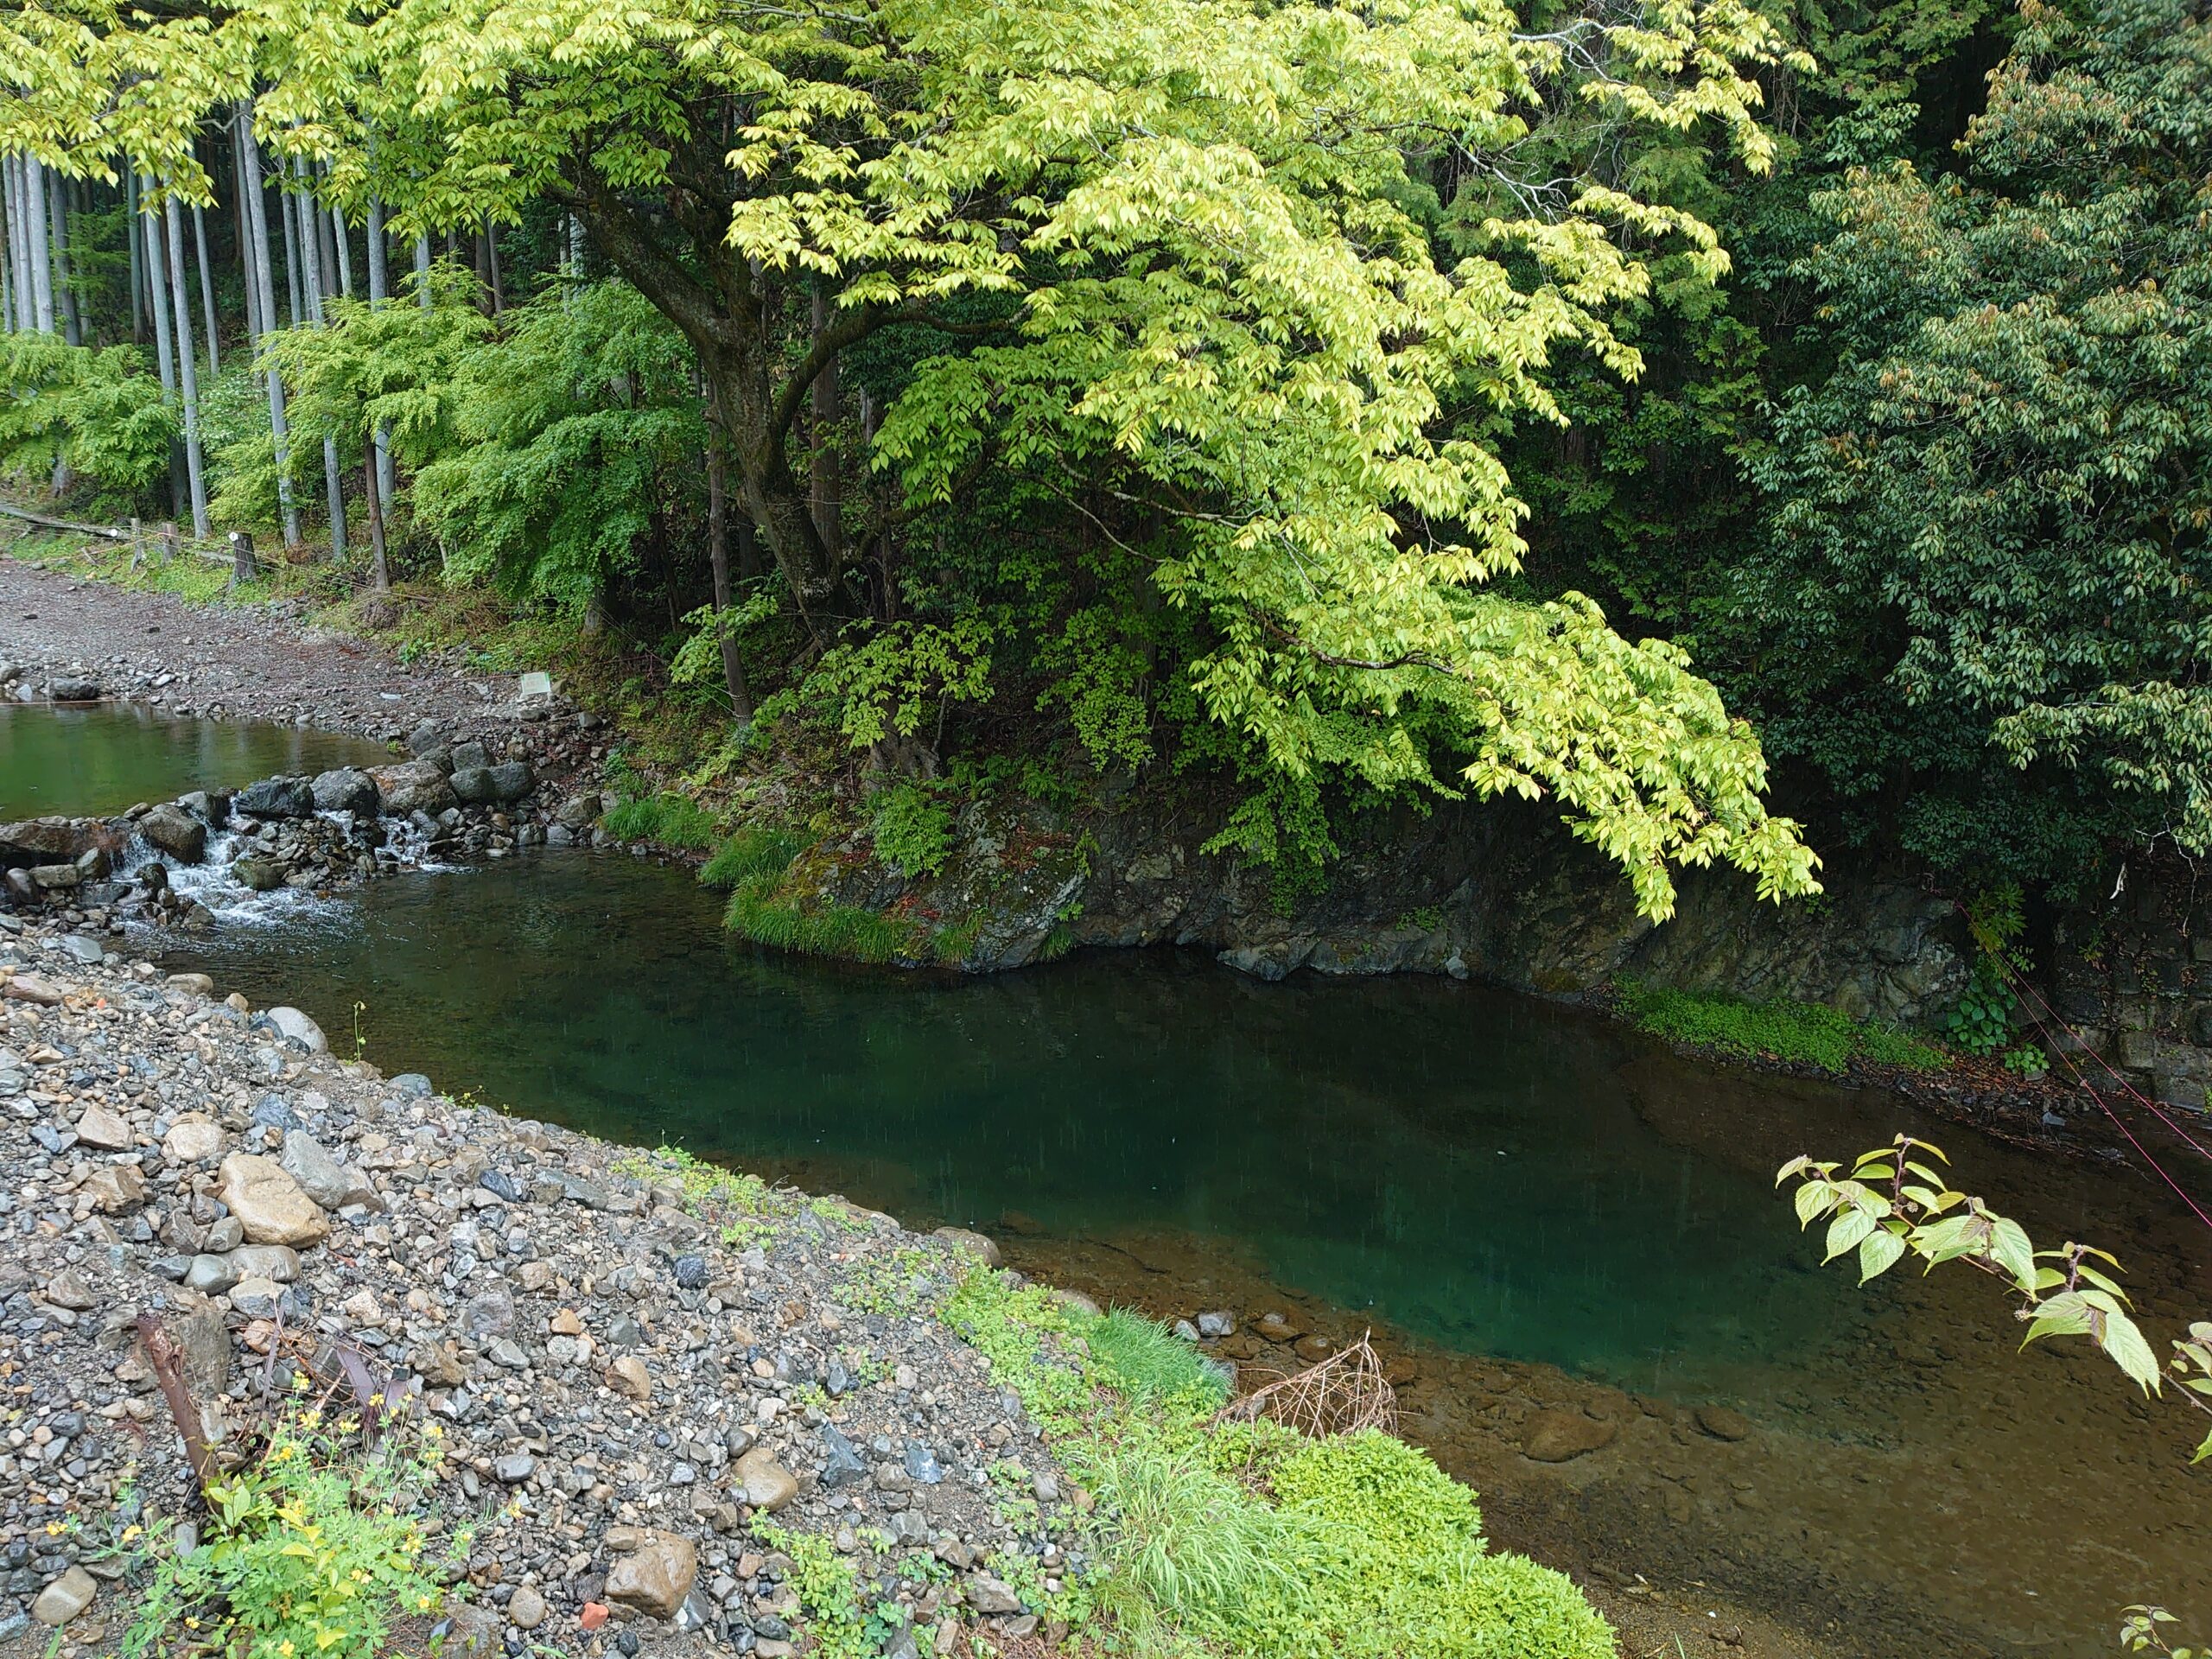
[159,850,2212,1656]
[0,703,387,820]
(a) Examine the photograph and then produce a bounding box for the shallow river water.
[0,702,386,820]
[155,850,2212,1657]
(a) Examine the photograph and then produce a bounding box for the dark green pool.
[0,702,387,820]
[158,851,1878,1389]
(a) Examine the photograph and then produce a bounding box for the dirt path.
[0,550,518,741]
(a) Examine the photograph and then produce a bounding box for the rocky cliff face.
[813,789,1974,1026]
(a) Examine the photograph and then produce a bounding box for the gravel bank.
[0,913,1086,1657]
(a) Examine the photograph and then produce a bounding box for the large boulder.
[234,776,315,818]
[137,804,207,863]
[309,768,383,816]
[218,1153,330,1247]
[368,760,457,817]
[451,760,534,805]
[47,677,100,703]
[0,817,98,866]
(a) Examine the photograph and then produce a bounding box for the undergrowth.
[1618,979,1944,1074]
[939,1271,1615,1659]
[602,789,721,849]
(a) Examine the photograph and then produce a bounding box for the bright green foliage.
[124,1400,463,1658]
[4,0,1824,921]
[1783,1135,2212,1470]
[410,283,702,613]
[261,265,493,501]
[0,334,176,499]
[1742,0,2212,887]
[1619,978,1943,1072]
[941,1271,1616,1658]
[868,783,953,880]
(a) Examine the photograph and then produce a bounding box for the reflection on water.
[0,703,387,819]
[158,851,2212,1655]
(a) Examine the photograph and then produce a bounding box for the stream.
[16,709,2212,1656]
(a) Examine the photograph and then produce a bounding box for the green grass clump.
[601,790,721,849]
[939,1271,1618,1659]
[723,874,915,963]
[1088,1306,1232,1413]
[1619,979,1943,1074]
[700,823,806,890]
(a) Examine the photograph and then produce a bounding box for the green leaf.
[1823,1207,1880,1262]
[1857,1229,1907,1283]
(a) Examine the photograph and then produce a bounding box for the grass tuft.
[1618,979,1943,1074]
[700,823,806,891]
[602,790,721,850]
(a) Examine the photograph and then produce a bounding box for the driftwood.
[1220,1332,1397,1440]
[0,500,128,541]
[135,1311,218,1501]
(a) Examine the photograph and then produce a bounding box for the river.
[16,709,2212,1656]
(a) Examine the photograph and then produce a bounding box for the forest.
[2,0,2207,919]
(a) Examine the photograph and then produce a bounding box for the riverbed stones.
[603,1529,697,1619]
[607,1354,652,1400]
[507,1586,546,1630]
[137,803,207,862]
[1522,1408,1618,1463]
[279,1128,372,1208]
[265,1006,329,1053]
[309,768,383,816]
[218,1153,331,1246]
[73,1102,134,1150]
[31,1567,96,1625]
[931,1226,1001,1268]
[1695,1405,1754,1442]
[232,855,289,892]
[162,1113,225,1162]
[367,760,458,816]
[734,1448,798,1513]
[235,775,315,818]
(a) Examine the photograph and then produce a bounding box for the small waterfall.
[122,808,451,927]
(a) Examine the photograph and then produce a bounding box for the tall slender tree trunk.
[232,156,258,345]
[471,228,493,315]
[3,160,28,332]
[485,221,504,313]
[143,182,186,520]
[327,196,352,301]
[365,200,396,512]
[278,166,302,326]
[23,157,54,334]
[48,169,79,346]
[165,198,210,537]
[127,172,145,342]
[363,440,389,591]
[293,155,346,561]
[192,202,218,372]
[414,234,432,307]
[810,283,842,565]
[703,381,754,723]
[235,104,300,547]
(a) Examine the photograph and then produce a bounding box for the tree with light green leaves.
[3,0,1823,915]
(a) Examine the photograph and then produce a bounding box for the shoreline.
[0,912,1099,1657]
